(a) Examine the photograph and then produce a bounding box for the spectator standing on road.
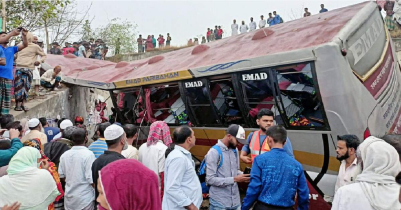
[52,119,73,140]
[240,109,293,165]
[0,29,28,115]
[319,4,328,13]
[304,8,311,17]
[121,124,139,160]
[166,33,172,47]
[92,124,127,207]
[162,126,202,210]
[137,34,144,53]
[249,17,257,31]
[58,128,96,210]
[335,135,361,193]
[21,118,47,145]
[242,125,309,210]
[39,117,60,142]
[206,124,250,210]
[259,15,266,28]
[0,129,22,167]
[231,19,239,36]
[88,122,111,158]
[240,21,248,34]
[332,136,401,210]
[15,32,47,112]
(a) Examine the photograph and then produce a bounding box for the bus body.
[46,1,399,206]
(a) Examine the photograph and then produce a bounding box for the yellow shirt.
[21,130,48,145]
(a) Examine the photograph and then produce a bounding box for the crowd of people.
[49,38,109,59]
[0,107,399,210]
[136,33,172,53]
[0,28,63,116]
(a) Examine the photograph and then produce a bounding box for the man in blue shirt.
[39,117,60,142]
[0,28,28,114]
[270,11,282,26]
[240,109,293,164]
[242,125,309,210]
[89,122,111,158]
[320,4,328,13]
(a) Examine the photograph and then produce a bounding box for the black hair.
[305,8,308,10]
[0,140,11,150]
[0,114,14,128]
[39,117,47,127]
[337,135,360,151]
[381,134,401,157]
[106,135,123,147]
[173,126,192,144]
[257,109,274,120]
[0,32,6,35]
[57,118,67,129]
[98,122,111,138]
[396,172,401,185]
[123,124,138,139]
[266,125,287,144]
[5,121,22,132]
[71,128,86,145]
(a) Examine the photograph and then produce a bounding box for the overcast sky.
[75,0,369,47]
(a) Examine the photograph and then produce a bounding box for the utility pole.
[1,0,5,32]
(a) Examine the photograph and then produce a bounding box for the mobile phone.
[244,167,251,174]
[17,27,23,31]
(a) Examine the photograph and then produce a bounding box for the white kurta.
[334,158,361,193]
[231,23,239,36]
[249,21,257,31]
[240,24,248,33]
[259,19,266,28]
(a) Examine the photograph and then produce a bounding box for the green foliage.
[93,18,137,54]
[81,20,94,41]
[1,0,71,32]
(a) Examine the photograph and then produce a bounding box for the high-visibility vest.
[250,130,270,162]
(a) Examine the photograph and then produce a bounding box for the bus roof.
[46,1,369,90]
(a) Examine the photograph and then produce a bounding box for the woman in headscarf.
[0,147,60,210]
[138,121,172,200]
[96,159,161,210]
[332,136,401,210]
[23,139,64,210]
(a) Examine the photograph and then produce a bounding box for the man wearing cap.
[53,119,73,140]
[91,124,127,207]
[205,124,251,210]
[21,118,47,145]
[88,122,111,158]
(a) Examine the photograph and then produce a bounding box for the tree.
[93,18,138,54]
[81,20,95,41]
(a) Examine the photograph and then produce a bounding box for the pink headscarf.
[98,159,161,210]
[146,121,172,147]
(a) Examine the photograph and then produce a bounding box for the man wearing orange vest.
[240,109,293,164]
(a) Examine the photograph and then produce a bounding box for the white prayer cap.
[104,124,124,141]
[60,119,73,129]
[28,118,40,128]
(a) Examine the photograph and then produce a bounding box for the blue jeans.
[209,198,241,210]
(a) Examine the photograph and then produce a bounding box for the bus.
[46,2,399,208]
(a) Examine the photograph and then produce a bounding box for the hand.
[234,174,250,183]
[9,128,20,139]
[52,73,57,79]
[34,61,40,66]
[10,29,20,36]
[21,28,28,37]
[41,159,50,170]
[240,155,252,164]
[185,204,198,210]
[2,202,21,210]
[0,128,7,135]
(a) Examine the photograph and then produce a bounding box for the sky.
[74,0,369,47]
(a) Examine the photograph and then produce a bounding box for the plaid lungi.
[14,68,33,102]
[385,15,395,31]
[0,78,12,114]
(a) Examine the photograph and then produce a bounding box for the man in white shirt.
[231,19,239,36]
[240,21,249,34]
[40,65,62,90]
[259,15,266,28]
[162,126,202,210]
[121,124,138,159]
[334,135,361,193]
[78,42,86,58]
[58,128,96,210]
[249,17,257,31]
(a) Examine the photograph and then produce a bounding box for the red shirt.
[62,47,74,55]
[207,31,211,37]
[218,29,223,36]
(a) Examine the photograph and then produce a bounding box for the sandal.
[14,107,23,111]
[21,105,29,112]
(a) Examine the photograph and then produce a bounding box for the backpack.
[198,144,237,194]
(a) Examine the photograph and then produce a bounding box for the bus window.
[276,63,326,127]
[210,79,245,125]
[239,70,286,127]
[149,85,189,125]
[119,89,142,124]
[183,79,221,126]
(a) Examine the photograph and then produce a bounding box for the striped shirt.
[88,138,108,158]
